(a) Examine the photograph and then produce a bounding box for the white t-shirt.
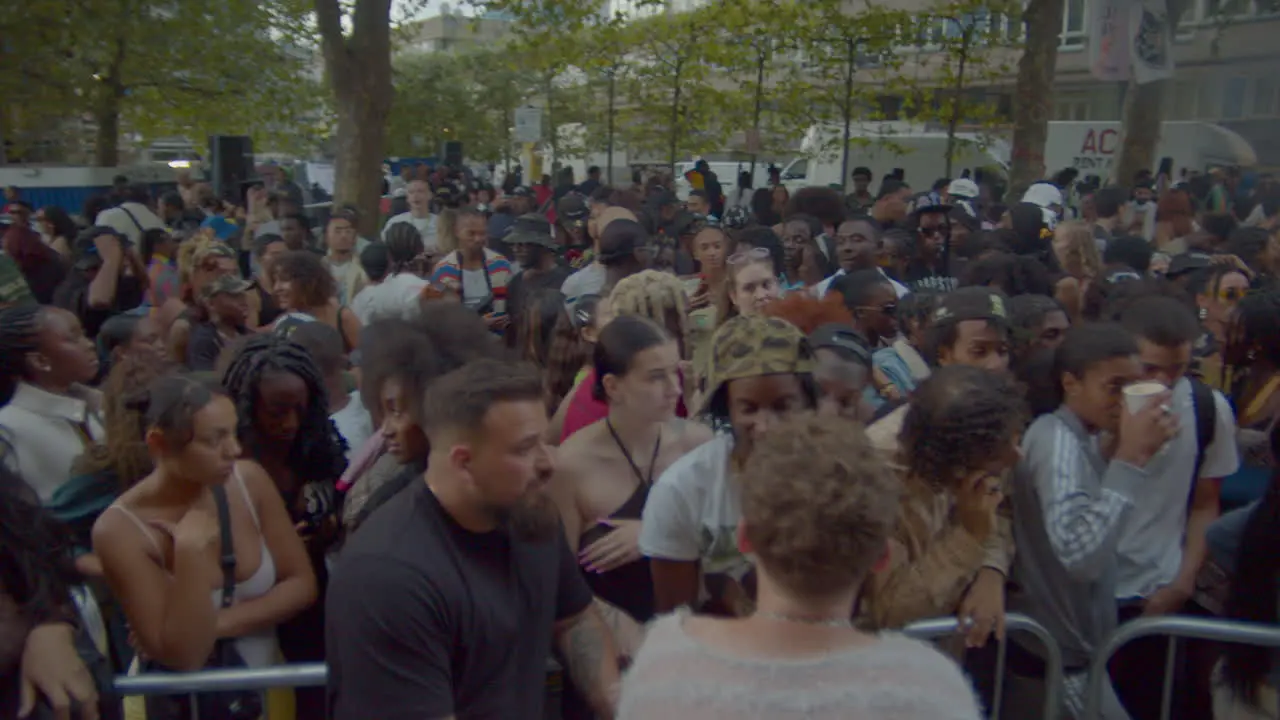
[1113,377,1239,599]
[330,392,374,463]
[640,434,753,603]
[95,202,165,246]
[813,268,909,300]
[560,263,608,309]
[349,272,429,323]
[382,212,438,251]
[327,256,368,306]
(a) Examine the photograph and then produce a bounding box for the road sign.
[514,106,542,143]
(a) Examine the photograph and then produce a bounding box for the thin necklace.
[755,610,853,628]
[606,417,661,486]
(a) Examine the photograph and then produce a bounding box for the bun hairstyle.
[592,315,671,402]
[140,375,229,450]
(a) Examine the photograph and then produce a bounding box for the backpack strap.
[1189,378,1217,487]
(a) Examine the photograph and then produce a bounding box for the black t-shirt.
[326,481,592,720]
[186,322,247,371]
[507,264,572,326]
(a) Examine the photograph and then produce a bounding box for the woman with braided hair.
[859,364,1025,636]
[352,223,430,322]
[0,305,104,503]
[221,332,346,717]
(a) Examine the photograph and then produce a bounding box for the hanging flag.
[1090,0,1132,82]
[1130,0,1175,84]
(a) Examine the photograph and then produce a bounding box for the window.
[1061,0,1086,47]
[1197,81,1218,119]
[1222,77,1248,119]
[1253,77,1278,117]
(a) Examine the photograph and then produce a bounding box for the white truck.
[776,121,1258,192]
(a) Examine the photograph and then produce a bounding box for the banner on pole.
[1130,0,1175,84]
[1090,0,1132,82]
[514,106,542,144]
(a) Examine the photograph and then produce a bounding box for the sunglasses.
[1218,287,1245,303]
[727,247,771,265]
[857,302,897,317]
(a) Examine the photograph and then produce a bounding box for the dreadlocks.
[221,332,348,483]
[0,305,43,405]
[609,270,692,360]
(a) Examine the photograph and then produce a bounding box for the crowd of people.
[0,159,1279,720]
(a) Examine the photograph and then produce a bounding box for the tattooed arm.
[553,605,621,720]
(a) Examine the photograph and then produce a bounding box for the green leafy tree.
[786,0,913,190]
[614,6,737,168]
[712,0,808,175]
[0,0,318,167]
[900,0,1021,178]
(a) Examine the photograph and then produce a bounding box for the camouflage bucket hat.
[697,315,814,416]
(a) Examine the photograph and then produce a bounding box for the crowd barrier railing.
[113,663,327,697]
[904,612,1064,720]
[1082,614,1280,720]
[113,616,1063,718]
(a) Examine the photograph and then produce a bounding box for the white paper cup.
[1123,381,1165,414]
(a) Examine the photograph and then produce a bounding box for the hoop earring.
[1198,306,1207,321]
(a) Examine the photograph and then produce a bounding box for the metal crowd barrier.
[113,663,327,697]
[1082,614,1280,720]
[904,612,1064,720]
[113,617,1063,719]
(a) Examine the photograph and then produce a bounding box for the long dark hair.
[1222,428,1280,706]
[0,458,76,614]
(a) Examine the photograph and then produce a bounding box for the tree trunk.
[944,35,970,179]
[669,58,682,170]
[1008,0,1066,199]
[93,87,121,168]
[546,74,558,167]
[839,39,856,193]
[1113,0,1190,186]
[750,47,765,177]
[606,68,616,183]
[316,0,393,239]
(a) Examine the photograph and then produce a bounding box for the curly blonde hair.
[740,413,899,598]
[608,270,691,360]
[1052,220,1102,280]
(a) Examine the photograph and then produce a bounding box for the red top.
[560,368,688,443]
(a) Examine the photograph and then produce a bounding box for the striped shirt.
[430,249,511,315]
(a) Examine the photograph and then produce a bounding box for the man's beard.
[498,487,560,543]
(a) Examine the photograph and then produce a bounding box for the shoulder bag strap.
[118,205,147,235]
[212,485,237,609]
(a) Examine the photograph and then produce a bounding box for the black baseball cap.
[510,186,536,199]
[809,324,872,367]
[598,219,651,265]
[557,194,589,228]
[1166,252,1213,278]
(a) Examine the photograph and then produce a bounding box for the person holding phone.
[430,207,512,333]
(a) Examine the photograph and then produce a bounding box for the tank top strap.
[108,504,165,557]
[233,465,262,532]
[611,480,651,520]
